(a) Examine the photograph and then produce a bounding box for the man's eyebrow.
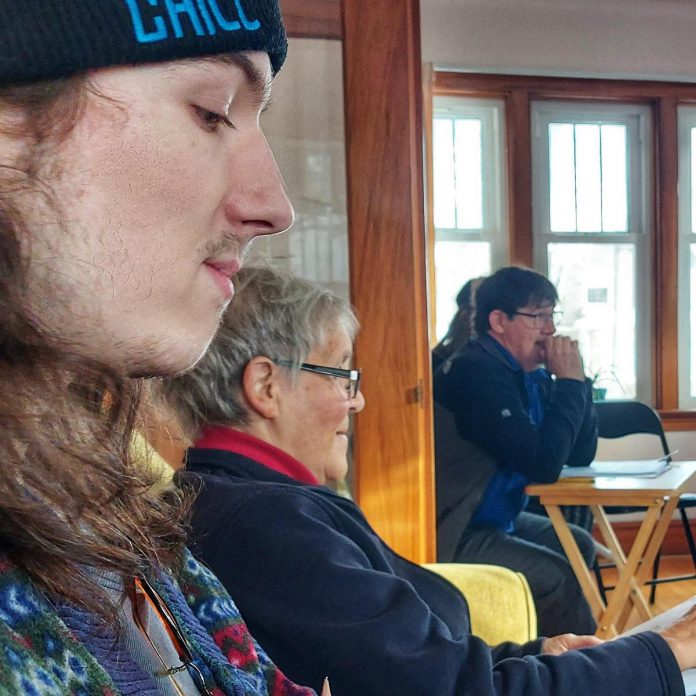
[194,53,273,109]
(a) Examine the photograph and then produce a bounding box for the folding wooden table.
[526,461,696,639]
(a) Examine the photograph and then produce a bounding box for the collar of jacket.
[442,334,521,375]
[477,334,524,371]
[194,426,318,485]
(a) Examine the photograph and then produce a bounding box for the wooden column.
[654,96,679,410]
[342,0,435,562]
[506,90,534,266]
[280,0,341,39]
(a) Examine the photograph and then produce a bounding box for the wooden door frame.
[281,0,341,39]
[341,0,435,562]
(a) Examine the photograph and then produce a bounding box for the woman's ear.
[487,309,507,336]
[242,357,281,420]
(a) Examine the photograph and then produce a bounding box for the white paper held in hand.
[620,594,696,695]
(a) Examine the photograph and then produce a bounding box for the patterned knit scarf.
[0,550,316,696]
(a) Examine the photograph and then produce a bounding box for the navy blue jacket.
[182,446,683,696]
[433,337,598,555]
[435,336,598,482]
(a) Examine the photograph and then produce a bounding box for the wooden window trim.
[661,411,696,431]
[280,0,341,39]
[432,72,696,425]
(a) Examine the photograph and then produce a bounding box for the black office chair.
[594,399,696,603]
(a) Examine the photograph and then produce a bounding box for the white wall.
[596,432,696,512]
[597,432,696,461]
[421,0,696,81]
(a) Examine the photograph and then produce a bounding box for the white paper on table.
[620,595,696,694]
[559,458,670,479]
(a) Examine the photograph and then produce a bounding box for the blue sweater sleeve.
[193,486,683,696]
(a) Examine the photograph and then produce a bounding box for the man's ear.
[488,309,508,335]
[242,356,281,420]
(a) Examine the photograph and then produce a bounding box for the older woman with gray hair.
[163,265,691,696]
[165,264,363,486]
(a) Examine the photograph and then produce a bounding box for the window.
[430,73,696,422]
[678,106,696,408]
[256,39,349,300]
[532,102,652,400]
[432,97,507,340]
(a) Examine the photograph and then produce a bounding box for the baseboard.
[593,520,692,556]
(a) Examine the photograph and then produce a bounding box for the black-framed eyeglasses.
[129,576,213,696]
[512,310,562,328]
[276,360,362,399]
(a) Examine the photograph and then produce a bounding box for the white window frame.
[531,101,653,403]
[432,97,509,338]
[677,106,696,408]
[433,96,508,248]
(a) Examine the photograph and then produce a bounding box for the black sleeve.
[192,487,683,696]
[564,379,599,468]
[437,355,591,483]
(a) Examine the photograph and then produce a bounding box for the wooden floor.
[601,554,696,630]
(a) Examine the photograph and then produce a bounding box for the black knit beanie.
[0,0,287,86]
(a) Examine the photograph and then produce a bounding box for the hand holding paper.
[621,595,696,693]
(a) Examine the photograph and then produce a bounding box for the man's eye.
[193,106,234,132]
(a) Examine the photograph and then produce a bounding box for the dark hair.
[0,75,187,622]
[433,276,485,362]
[473,266,558,336]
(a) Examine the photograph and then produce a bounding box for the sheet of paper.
[559,459,670,479]
[620,595,696,694]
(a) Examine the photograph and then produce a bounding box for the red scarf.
[195,426,318,485]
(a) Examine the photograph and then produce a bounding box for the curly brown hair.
[0,76,188,621]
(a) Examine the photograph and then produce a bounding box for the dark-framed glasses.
[276,360,362,399]
[512,310,562,328]
[129,576,213,696]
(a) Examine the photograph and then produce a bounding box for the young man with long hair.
[0,3,317,694]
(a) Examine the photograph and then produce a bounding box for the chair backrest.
[594,399,670,456]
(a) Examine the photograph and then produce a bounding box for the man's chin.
[126,332,219,378]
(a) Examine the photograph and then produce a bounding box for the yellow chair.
[423,563,537,645]
[131,430,176,495]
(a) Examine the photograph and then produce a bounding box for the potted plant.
[591,366,625,401]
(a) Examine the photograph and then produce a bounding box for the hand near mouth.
[543,335,585,382]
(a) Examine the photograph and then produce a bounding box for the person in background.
[0,2,319,694]
[163,264,695,696]
[432,276,486,372]
[433,266,597,637]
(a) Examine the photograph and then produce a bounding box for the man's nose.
[223,131,294,238]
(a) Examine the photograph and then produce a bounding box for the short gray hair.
[161,265,358,440]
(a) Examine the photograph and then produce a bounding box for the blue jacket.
[433,337,598,553]
[182,445,683,696]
